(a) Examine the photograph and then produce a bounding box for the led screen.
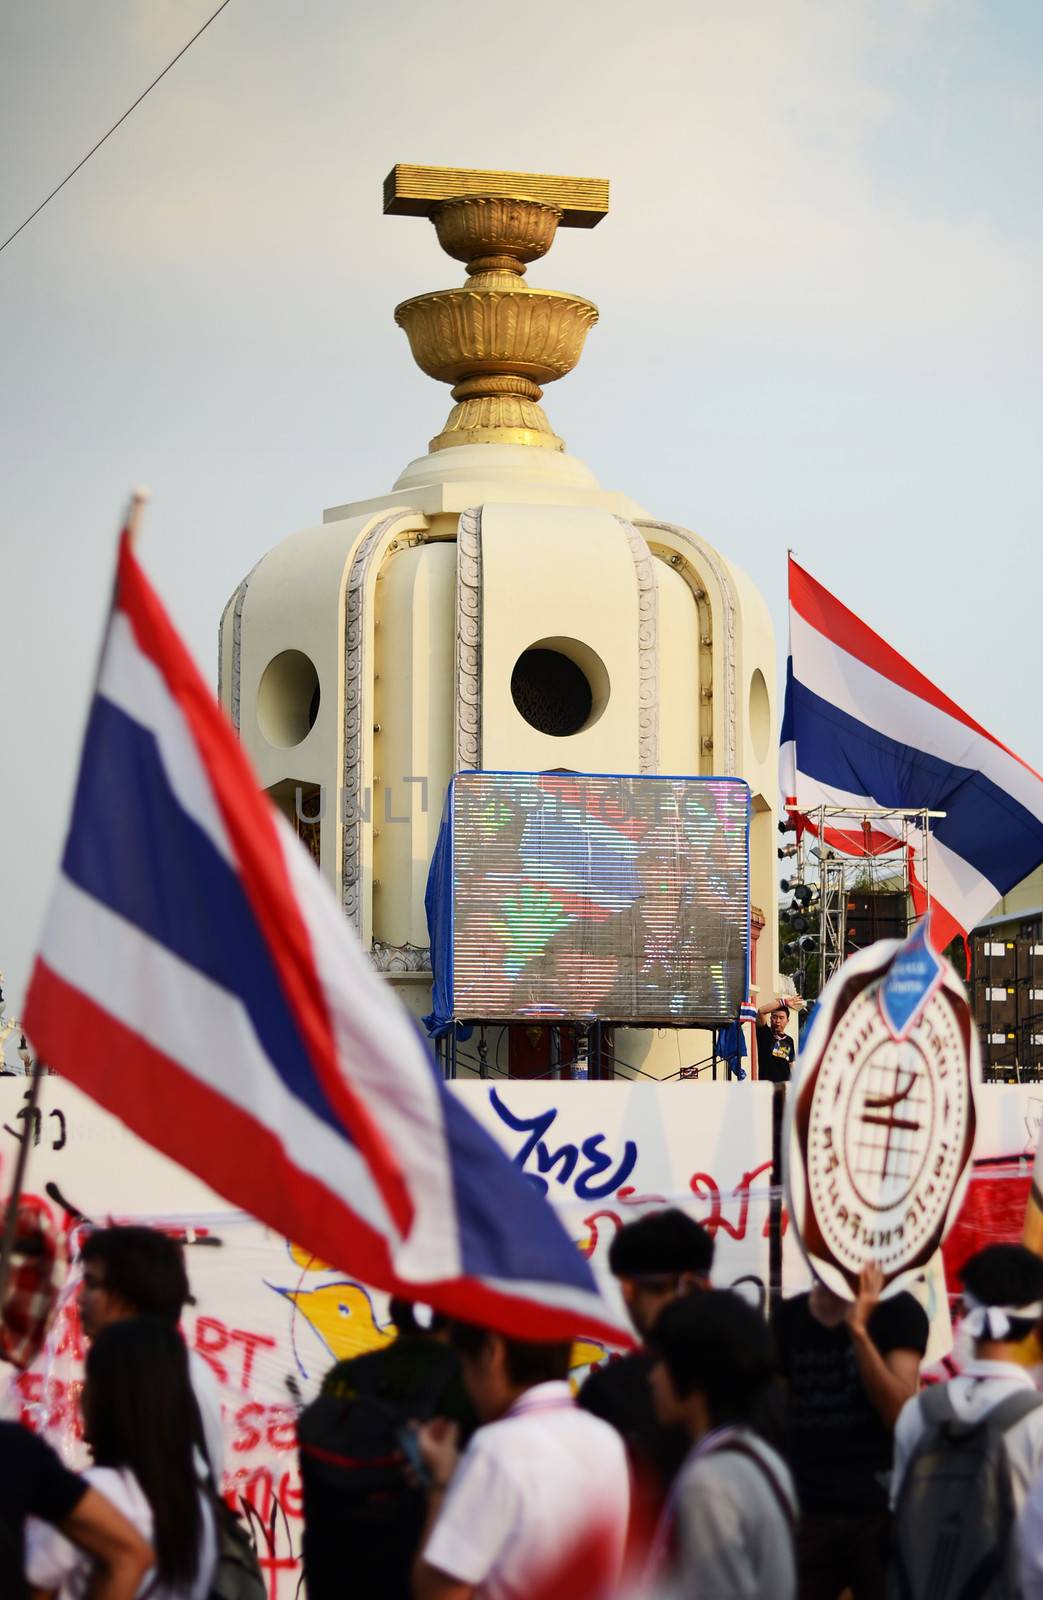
[450,772,750,1024]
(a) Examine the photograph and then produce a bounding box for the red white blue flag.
[780,556,1043,952]
[23,524,629,1346]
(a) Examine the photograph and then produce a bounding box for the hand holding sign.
[845,1263,884,1336]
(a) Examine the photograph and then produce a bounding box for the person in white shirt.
[26,1317,217,1600]
[77,1225,223,1484]
[414,1323,629,1600]
[893,1245,1043,1515]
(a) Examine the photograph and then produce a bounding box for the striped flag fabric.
[780,555,1043,953]
[23,523,630,1346]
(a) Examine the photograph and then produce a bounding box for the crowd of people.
[298,1217,1043,1600]
[8,1219,1043,1597]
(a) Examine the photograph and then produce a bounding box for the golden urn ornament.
[385,164,609,452]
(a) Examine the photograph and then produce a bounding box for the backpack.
[136,1493,266,1600]
[890,1384,1043,1600]
[296,1343,461,1600]
[297,1342,459,1494]
[207,1498,267,1600]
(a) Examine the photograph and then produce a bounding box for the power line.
[0,0,234,258]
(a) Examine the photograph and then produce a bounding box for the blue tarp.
[716,1020,747,1080]
[423,790,454,1037]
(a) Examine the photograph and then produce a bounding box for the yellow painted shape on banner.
[570,1338,607,1377]
[288,1243,334,1272]
[286,1282,395,1362]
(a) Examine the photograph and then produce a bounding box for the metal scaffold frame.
[781,806,945,990]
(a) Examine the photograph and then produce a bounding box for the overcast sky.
[2,0,1041,1029]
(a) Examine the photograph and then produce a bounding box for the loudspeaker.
[844,891,907,952]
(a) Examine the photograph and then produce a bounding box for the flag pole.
[0,1061,46,1313]
[125,487,150,550]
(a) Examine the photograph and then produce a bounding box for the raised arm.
[846,1267,922,1429]
[757,997,804,1021]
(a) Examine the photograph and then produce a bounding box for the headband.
[962,1291,1043,1342]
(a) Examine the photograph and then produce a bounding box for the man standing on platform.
[756,998,801,1082]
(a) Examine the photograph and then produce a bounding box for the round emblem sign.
[787,929,977,1299]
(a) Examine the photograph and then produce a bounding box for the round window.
[257,650,321,748]
[510,638,609,738]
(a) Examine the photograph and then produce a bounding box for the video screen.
[450,772,750,1024]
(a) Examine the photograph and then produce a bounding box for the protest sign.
[786,923,978,1300]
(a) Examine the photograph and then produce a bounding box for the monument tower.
[219,165,779,1077]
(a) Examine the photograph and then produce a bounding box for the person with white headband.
[890,1243,1043,1600]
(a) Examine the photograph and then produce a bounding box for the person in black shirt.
[775,1264,928,1600]
[298,1298,473,1600]
[0,1420,152,1599]
[578,1210,714,1554]
[756,997,800,1082]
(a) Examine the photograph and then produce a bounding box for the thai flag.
[23,519,629,1346]
[518,810,643,918]
[780,555,1043,952]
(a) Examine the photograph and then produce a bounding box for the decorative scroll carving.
[217,595,231,702]
[341,513,418,931]
[370,940,432,974]
[219,563,259,734]
[637,520,738,776]
[616,518,659,774]
[455,506,484,772]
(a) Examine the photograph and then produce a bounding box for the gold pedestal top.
[385,164,609,453]
[384,164,609,228]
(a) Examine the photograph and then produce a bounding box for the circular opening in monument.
[510,639,609,738]
[257,650,321,749]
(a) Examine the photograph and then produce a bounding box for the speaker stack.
[843,891,907,954]
[972,936,1043,1081]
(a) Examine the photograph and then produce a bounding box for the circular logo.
[791,952,975,1292]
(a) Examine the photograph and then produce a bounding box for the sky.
[1,0,1041,1027]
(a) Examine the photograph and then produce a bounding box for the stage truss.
[782,805,945,990]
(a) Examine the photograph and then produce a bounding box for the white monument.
[219,165,780,1077]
